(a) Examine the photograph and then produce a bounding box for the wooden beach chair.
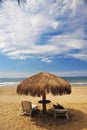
[53,104,69,119]
[21,101,38,116]
[54,108,69,119]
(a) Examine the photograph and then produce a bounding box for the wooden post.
[42,90,46,114]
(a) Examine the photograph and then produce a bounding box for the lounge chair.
[53,104,69,119]
[21,101,38,116]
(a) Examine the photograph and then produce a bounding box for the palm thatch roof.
[17,72,71,97]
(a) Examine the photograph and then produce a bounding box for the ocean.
[0,77,87,86]
[64,77,87,86]
[0,78,24,86]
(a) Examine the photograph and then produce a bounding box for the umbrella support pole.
[42,91,46,114]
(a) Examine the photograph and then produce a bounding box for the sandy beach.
[0,86,87,130]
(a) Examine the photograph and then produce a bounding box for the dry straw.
[17,72,71,113]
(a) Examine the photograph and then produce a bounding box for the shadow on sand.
[30,108,87,130]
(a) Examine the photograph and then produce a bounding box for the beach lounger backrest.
[21,101,32,115]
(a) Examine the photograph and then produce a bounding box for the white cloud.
[68,53,87,61]
[54,70,87,77]
[0,71,31,78]
[0,70,87,78]
[0,0,87,61]
[41,57,53,63]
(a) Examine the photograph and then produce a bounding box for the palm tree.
[0,0,87,5]
[0,0,26,5]
[85,0,87,3]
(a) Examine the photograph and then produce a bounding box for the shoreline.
[0,76,87,87]
[0,84,87,87]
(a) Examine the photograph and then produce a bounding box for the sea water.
[0,77,87,86]
[64,77,87,86]
[0,78,25,86]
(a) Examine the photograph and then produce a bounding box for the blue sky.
[0,0,87,78]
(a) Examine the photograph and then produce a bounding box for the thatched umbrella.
[17,72,71,113]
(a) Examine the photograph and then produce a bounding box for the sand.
[0,86,87,130]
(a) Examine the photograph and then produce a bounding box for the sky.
[0,0,87,78]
